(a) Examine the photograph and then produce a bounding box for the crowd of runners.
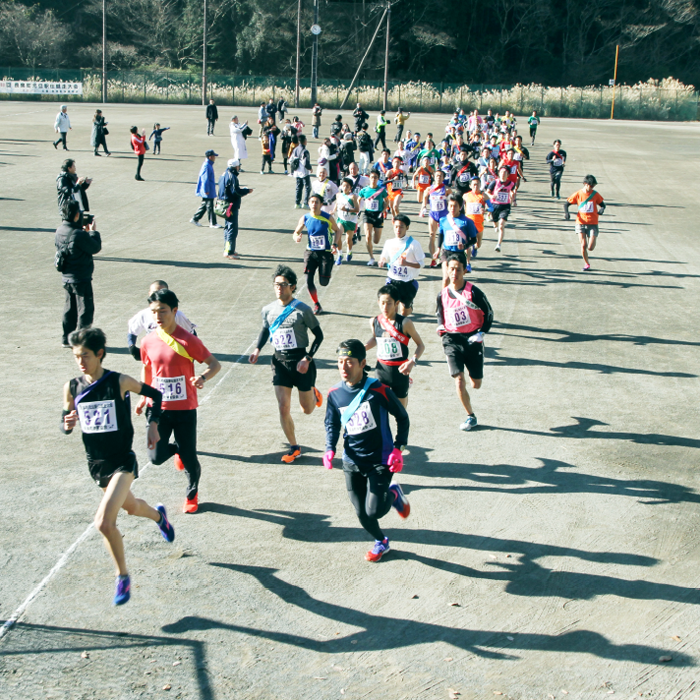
[56,102,606,604]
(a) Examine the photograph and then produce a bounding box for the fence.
[1,68,697,121]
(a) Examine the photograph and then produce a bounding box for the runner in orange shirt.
[384,156,408,217]
[411,156,433,216]
[564,175,606,271]
[464,177,490,256]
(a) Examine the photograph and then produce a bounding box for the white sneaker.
[190,219,202,227]
[209,224,222,229]
[494,244,501,252]
[460,414,478,431]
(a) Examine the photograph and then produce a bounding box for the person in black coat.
[218,159,253,259]
[55,200,102,347]
[352,103,369,133]
[56,159,91,219]
[206,100,219,135]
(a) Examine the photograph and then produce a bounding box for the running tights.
[550,170,562,197]
[306,270,330,304]
[344,467,393,541]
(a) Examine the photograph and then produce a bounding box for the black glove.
[129,345,141,361]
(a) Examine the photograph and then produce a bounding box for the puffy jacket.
[56,172,90,217]
[55,220,102,283]
[218,168,251,211]
[195,159,217,198]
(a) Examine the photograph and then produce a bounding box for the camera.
[82,213,94,225]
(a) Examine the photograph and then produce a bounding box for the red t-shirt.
[131,133,146,155]
[141,326,211,411]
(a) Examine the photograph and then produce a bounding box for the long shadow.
[0,622,212,700]
[105,346,131,355]
[198,446,322,468]
[96,256,258,270]
[0,225,56,232]
[492,321,700,348]
[607,202,685,210]
[161,564,692,665]
[0,197,24,202]
[239,228,291,235]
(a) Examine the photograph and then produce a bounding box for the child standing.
[149,124,170,155]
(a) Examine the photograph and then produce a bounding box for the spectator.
[53,105,71,151]
[206,99,218,135]
[257,102,267,137]
[340,132,357,174]
[374,110,389,150]
[91,109,110,156]
[311,102,323,139]
[130,126,147,181]
[229,116,249,167]
[277,97,289,122]
[292,134,312,208]
[280,119,298,175]
[265,98,277,122]
[357,124,373,174]
[190,149,220,228]
[291,116,305,134]
[352,103,369,133]
[219,159,253,260]
[56,159,91,218]
[394,108,410,143]
[55,199,101,347]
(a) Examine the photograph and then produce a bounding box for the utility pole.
[610,44,620,119]
[202,0,208,105]
[295,0,301,107]
[310,0,319,105]
[102,0,107,103]
[382,0,390,111]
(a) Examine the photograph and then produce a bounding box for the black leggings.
[550,169,563,196]
[136,153,144,178]
[153,141,161,155]
[147,409,201,500]
[344,466,393,541]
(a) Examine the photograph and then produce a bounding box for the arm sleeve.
[60,409,73,434]
[324,394,341,453]
[138,383,163,421]
[385,389,410,448]
[256,327,270,350]
[471,287,494,333]
[564,201,571,217]
[436,292,445,326]
[308,326,324,357]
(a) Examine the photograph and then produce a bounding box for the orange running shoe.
[174,454,185,471]
[281,446,301,464]
[313,387,323,408]
[183,495,198,513]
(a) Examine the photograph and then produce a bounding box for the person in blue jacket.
[190,149,220,228]
[218,158,253,259]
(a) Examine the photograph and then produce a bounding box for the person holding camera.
[56,159,92,219]
[55,200,101,348]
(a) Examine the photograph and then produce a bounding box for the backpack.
[55,230,75,273]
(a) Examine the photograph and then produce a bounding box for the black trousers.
[148,409,201,500]
[344,465,393,541]
[295,176,311,206]
[54,132,68,150]
[374,130,387,150]
[94,135,109,155]
[62,280,94,343]
[193,198,217,225]
[224,207,239,254]
[207,118,216,135]
[136,153,144,178]
[550,169,563,196]
[394,124,404,142]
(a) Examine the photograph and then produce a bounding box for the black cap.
[336,339,366,362]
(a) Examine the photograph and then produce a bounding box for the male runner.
[324,339,410,562]
[465,177,490,255]
[485,167,515,252]
[250,265,324,463]
[449,147,478,198]
[412,156,433,215]
[335,177,360,264]
[292,193,342,313]
[377,214,425,316]
[312,165,339,217]
[436,194,479,279]
[62,328,174,606]
[437,254,493,431]
[364,285,425,407]
[528,110,540,145]
[565,174,606,271]
[372,149,392,183]
[384,156,408,217]
[423,169,451,267]
[136,289,221,514]
[545,140,567,199]
[127,280,197,360]
[358,170,390,267]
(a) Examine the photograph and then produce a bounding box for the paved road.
[1,102,699,699]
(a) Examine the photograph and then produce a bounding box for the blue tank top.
[304,213,332,251]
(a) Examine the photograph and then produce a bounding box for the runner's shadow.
[97,256,256,270]
[161,564,693,664]
[0,225,56,232]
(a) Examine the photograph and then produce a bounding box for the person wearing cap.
[53,105,71,150]
[190,150,220,228]
[218,159,253,259]
[311,164,339,218]
[229,116,249,165]
[323,339,411,562]
[339,132,357,174]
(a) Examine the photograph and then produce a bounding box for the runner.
[335,177,360,264]
[498,147,522,204]
[358,170,390,267]
[377,214,425,316]
[449,147,478,198]
[464,177,490,256]
[546,139,567,199]
[324,339,410,562]
[136,289,221,514]
[436,254,493,431]
[411,157,433,215]
[564,174,606,271]
[384,156,408,217]
[528,110,540,145]
[62,327,174,606]
[513,135,530,188]
[372,149,392,183]
[436,194,478,280]
[292,193,342,313]
[311,165,339,217]
[422,170,451,267]
[485,167,515,252]
[127,281,197,360]
[417,139,440,171]
[364,285,425,407]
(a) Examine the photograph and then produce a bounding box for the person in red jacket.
[130,126,147,181]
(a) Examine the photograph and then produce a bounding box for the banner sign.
[0,81,83,95]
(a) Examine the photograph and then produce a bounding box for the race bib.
[377,337,402,360]
[445,230,463,247]
[390,263,410,279]
[553,157,563,167]
[271,328,298,351]
[495,190,510,204]
[429,156,437,165]
[78,400,118,434]
[309,234,326,250]
[419,175,429,184]
[431,196,445,211]
[449,305,471,328]
[580,201,595,213]
[366,199,380,212]
[467,202,483,215]
[459,174,470,184]
[159,375,187,402]
[343,401,377,436]
[514,153,523,161]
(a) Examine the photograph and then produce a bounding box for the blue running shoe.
[460,414,478,431]
[346,253,353,263]
[335,254,342,266]
[155,504,175,543]
[114,575,131,605]
[466,263,472,273]
[365,538,390,562]
[471,246,478,259]
[389,483,411,519]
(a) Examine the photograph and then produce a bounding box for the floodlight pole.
[202,0,208,105]
[295,0,301,107]
[102,0,107,103]
[610,44,619,119]
[382,0,390,111]
[310,0,319,104]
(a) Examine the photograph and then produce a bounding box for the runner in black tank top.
[62,328,175,607]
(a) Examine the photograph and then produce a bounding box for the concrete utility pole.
[382,0,390,111]
[202,0,208,105]
[102,0,107,103]
[295,0,301,107]
[310,0,319,104]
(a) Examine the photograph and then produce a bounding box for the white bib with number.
[159,375,187,402]
[366,199,380,212]
[377,337,402,360]
[430,195,446,211]
[78,400,118,434]
[553,157,563,167]
[309,234,326,250]
[579,200,595,214]
[419,175,429,184]
[494,190,510,204]
[445,229,463,247]
[271,328,298,351]
[448,305,471,327]
[343,401,377,436]
[467,202,483,215]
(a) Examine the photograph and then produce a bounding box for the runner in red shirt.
[136,288,221,513]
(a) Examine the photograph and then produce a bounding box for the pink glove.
[387,448,403,473]
[323,450,335,470]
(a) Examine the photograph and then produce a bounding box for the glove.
[323,450,335,470]
[387,448,403,473]
[129,345,141,361]
[564,212,571,221]
[468,331,484,344]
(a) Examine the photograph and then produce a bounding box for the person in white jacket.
[53,105,72,151]
[229,116,248,167]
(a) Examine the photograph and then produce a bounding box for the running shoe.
[285,170,289,175]
[466,263,472,273]
[209,224,222,229]
[389,483,411,519]
[365,538,390,562]
[367,259,378,267]
[313,387,323,408]
[295,204,301,209]
[494,244,501,252]
[113,575,131,606]
[346,253,353,263]
[556,194,561,200]
[335,255,343,266]
[155,504,175,543]
[281,446,301,464]
[471,246,478,258]
[260,170,265,175]
[583,264,591,271]
[429,258,439,268]
[190,219,202,227]
[183,495,198,514]
[174,454,185,471]
[313,302,323,315]
[460,414,478,431]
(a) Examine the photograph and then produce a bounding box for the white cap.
[228,158,240,168]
